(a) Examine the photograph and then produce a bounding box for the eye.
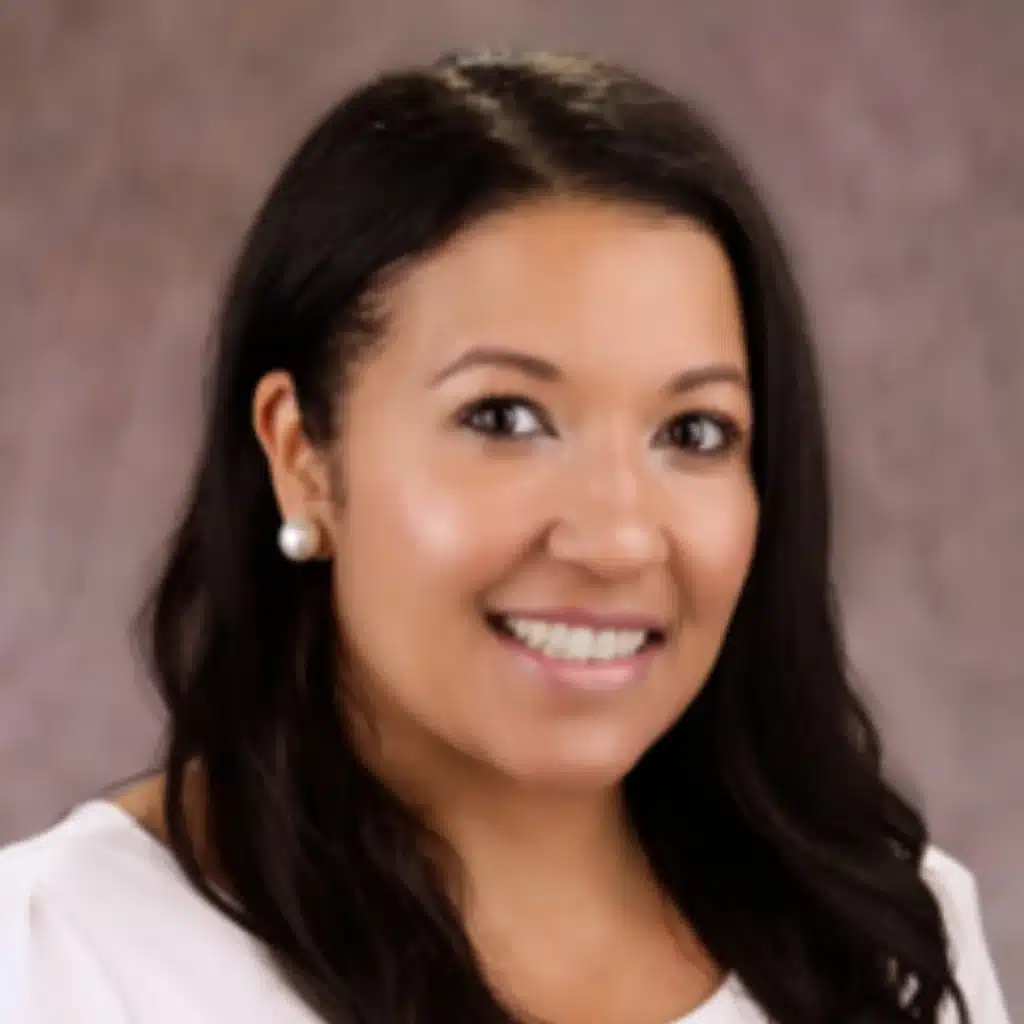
[660,412,740,456]
[457,395,551,440]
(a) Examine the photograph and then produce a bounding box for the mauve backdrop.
[1,0,1021,1011]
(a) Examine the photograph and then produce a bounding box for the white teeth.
[549,623,571,656]
[567,628,590,659]
[502,617,651,661]
[615,630,646,657]
[594,629,617,659]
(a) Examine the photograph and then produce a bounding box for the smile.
[489,614,662,662]
[486,612,665,695]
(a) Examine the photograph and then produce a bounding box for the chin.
[494,737,648,792]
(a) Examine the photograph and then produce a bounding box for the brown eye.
[662,412,739,455]
[458,395,550,439]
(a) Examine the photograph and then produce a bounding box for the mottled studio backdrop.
[1,0,1021,1009]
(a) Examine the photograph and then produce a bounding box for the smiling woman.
[280,200,759,798]
[0,50,1011,1024]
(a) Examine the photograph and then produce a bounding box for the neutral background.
[2,0,1021,1011]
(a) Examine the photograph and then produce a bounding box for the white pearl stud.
[277,518,320,562]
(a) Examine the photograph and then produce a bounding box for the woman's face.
[329,198,757,792]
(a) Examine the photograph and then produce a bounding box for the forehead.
[376,197,748,374]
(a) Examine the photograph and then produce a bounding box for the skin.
[117,197,758,1024]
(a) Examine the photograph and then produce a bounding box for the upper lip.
[491,607,667,634]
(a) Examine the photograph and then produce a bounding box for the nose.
[545,444,670,579]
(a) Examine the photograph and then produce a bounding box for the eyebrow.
[429,345,749,396]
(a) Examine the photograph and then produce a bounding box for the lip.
[487,617,664,696]
[491,607,667,633]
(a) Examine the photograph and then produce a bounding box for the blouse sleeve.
[0,853,133,1024]
[923,847,1013,1024]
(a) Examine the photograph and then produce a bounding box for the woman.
[0,50,1011,1023]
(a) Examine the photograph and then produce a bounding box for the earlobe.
[278,517,325,562]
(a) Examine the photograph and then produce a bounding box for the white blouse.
[0,801,1011,1023]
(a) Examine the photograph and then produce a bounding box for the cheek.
[332,447,538,658]
[330,446,551,766]
[675,477,759,613]
[355,459,534,591]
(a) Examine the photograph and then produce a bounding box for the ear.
[252,371,335,558]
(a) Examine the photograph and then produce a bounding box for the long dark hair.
[139,50,968,1022]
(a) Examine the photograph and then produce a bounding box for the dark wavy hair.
[137,50,968,1022]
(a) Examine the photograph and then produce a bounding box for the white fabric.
[0,801,1011,1023]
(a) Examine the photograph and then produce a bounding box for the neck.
[401,764,703,1013]
[384,753,656,935]
[352,708,668,948]
[445,777,634,884]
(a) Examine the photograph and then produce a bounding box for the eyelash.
[456,394,743,457]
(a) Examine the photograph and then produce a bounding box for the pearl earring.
[277,517,321,562]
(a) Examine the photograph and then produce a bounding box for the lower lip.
[489,627,661,695]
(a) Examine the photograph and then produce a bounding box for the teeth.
[502,617,651,661]
[594,629,617,659]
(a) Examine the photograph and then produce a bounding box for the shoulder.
[0,802,322,1023]
[920,844,978,928]
[919,845,1012,1022]
[0,801,184,926]
[920,844,991,962]
[0,803,230,1022]
[0,804,134,931]
[0,805,131,1020]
